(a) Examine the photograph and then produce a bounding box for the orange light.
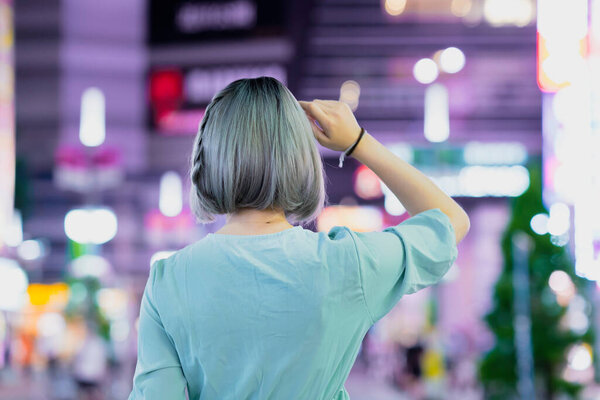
[27,283,69,308]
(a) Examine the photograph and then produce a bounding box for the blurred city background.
[1,0,600,399]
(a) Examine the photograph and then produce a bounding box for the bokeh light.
[424,83,449,143]
[451,0,472,17]
[0,258,29,311]
[547,202,570,236]
[79,87,106,147]
[530,213,549,235]
[384,0,407,16]
[64,207,118,244]
[568,344,593,371]
[159,171,183,217]
[413,58,439,84]
[339,80,361,111]
[439,47,466,74]
[548,270,572,294]
[483,0,535,27]
[17,239,45,261]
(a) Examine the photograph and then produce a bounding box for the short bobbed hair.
[189,77,327,224]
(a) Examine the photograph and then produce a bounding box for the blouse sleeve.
[129,260,188,400]
[348,208,458,323]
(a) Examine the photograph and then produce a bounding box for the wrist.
[349,132,374,163]
[338,127,366,168]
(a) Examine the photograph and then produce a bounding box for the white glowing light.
[424,84,449,143]
[97,288,128,320]
[159,171,183,217]
[553,86,590,125]
[548,270,572,293]
[339,80,361,111]
[380,182,407,216]
[391,168,530,198]
[37,313,66,338]
[458,166,530,197]
[0,258,29,311]
[439,47,466,74]
[547,202,570,236]
[79,87,106,147]
[593,0,600,41]
[384,194,406,216]
[569,295,587,313]
[4,210,23,247]
[110,320,130,342]
[17,239,44,261]
[70,255,111,279]
[413,58,439,84]
[150,251,177,268]
[464,142,528,165]
[384,0,407,16]
[484,0,534,27]
[567,310,589,334]
[538,0,588,41]
[64,207,118,244]
[542,55,588,87]
[568,345,592,371]
[530,213,549,235]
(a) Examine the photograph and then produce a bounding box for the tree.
[479,162,594,399]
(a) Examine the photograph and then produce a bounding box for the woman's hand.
[299,100,362,152]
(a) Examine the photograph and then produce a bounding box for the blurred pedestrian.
[72,324,107,400]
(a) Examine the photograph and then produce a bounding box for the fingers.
[307,117,329,145]
[304,112,327,142]
[299,100,329,126]
[313,99,339,109]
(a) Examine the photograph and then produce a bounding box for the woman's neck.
[214,208,294,235]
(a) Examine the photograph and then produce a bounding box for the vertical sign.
[579,0,600,279]
[0,0,14,250]
[538,0,600,280]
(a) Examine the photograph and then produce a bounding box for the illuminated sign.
[149,64,286,135]
[149,0,284,44]
[539,0,600,280]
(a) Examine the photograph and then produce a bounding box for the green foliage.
[64,275,111,341]
[478,162,594,400]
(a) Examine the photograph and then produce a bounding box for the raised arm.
[299,99,470,244]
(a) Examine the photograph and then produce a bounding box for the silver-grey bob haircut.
[190,77,327,224]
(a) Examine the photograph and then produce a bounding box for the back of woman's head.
[189,77,326,224]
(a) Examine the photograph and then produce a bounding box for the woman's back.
[129,208,457,400]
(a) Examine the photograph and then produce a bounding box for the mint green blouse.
[129,208,458,400]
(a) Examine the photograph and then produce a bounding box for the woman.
[129,77,470,399]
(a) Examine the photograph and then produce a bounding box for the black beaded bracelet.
[338,127,366,168]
